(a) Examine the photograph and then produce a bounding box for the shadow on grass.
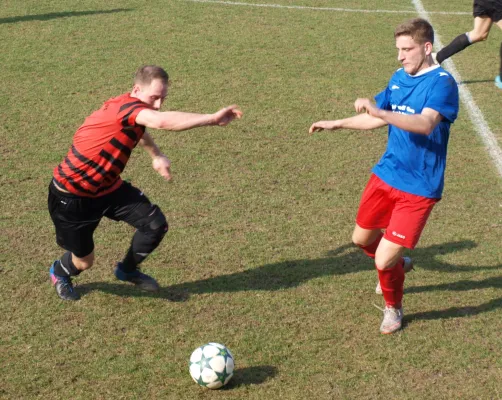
[79,242,362,301]
[407,297,502,322]
[459,79,494,85]
[224,365,278,388]
[405,275,502,322]
[79,239,500,303]
[0,9,132,24]
[407,276,502,294]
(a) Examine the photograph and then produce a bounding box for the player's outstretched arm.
[309,120,342,133]
[309,113,387,134]
[136,105,243,131]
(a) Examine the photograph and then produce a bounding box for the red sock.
[358,232,383,259]
[377,258,405,308]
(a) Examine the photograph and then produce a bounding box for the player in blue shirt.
[309,18,459,334]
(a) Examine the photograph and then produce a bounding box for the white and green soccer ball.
[189,342,235,389]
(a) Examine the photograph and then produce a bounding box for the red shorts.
[355,174,439,249]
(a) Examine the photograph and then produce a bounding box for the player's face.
[396,35,431,75]
[134,79,168,110]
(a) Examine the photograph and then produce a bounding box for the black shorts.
[473,0,502,22]
[48,180,163,257]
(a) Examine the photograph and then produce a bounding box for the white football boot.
[378,305,404,334]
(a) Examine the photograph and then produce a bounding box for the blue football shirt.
[372,65,459,198]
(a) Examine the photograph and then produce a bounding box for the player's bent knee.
[352,236,367,248]
[351,231,368,247]
[374,261,392,271]
[352,230,379,247]
[374,254,396,271]
[140,205,169,242]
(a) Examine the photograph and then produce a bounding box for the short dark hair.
[134,65,169,86]
[394,18,434,45]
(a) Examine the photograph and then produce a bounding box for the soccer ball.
[189,342,235,389]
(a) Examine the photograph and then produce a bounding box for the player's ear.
[131,83,142,95]
[424,41,433,55]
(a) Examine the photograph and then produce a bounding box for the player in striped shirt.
[48,65,242,300]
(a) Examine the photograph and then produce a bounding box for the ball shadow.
[225,365,278,389]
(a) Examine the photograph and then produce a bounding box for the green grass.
[1,0,501,399]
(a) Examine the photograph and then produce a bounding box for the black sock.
[53,251,81,277]
[120,224,167,273]
[120,247,143,273]
[436,33,472,64]
[120,231,150,273]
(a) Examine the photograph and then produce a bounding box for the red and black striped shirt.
[53,93,152,197]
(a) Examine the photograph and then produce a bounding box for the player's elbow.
[422,125,434,135]
[149,120,166,130]
[153,119,183,131]
[160,122,186,131]
[410,125,433,136]
[417,116,437,135]
[157,120,172,130]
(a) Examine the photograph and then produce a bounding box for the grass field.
[1,0,502,399]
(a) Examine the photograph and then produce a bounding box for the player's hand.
[354,98,382,118]
[152,155,172,181]
[212,105,243,126]
[309,121,340,134]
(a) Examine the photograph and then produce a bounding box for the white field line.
[184,0,470,15]
[412,0,502,178]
